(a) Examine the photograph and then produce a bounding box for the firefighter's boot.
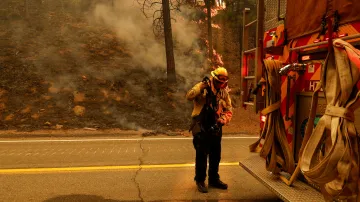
[209,179,228,189]
[196,181,208,193]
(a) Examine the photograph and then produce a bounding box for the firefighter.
[186,67,233,193]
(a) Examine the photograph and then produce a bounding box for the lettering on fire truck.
[308,80,323,92]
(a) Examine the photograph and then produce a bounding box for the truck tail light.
[261,115,266,122]
[339,33,348,38]
[301,55,311,61]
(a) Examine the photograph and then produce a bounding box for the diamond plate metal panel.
[239,154,325,202]
[264,0,287,30]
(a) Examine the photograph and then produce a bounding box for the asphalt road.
[0,136,280,202]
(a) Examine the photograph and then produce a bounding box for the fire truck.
[239,0,360,201]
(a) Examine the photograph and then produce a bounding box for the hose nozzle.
[279,63,306,75]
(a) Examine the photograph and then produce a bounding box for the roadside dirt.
[0,3,259,136]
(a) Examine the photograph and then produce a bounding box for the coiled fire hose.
[300,39,360,201]
[250,59,295,174]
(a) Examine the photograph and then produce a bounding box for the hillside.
[0,0,259,135]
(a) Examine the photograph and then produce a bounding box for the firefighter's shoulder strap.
[202,76,218,110]
[188,77,217,133]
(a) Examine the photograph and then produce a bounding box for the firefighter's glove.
[201,76,210,90]
[217,118,226,126]
[200,82,209,90]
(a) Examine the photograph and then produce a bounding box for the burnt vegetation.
[0,0,258,133]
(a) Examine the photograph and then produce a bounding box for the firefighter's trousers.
[193,130,222,182]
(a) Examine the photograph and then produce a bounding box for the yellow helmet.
[211,67,229,83]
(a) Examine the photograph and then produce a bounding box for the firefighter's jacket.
[186,77,233,125]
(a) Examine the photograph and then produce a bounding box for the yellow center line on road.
[0,162,239,174]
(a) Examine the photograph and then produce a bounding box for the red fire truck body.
[262,22,360,161]
[240,1,360,201]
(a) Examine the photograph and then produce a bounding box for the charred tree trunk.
[205,0,213,62]
[162,0,176,84]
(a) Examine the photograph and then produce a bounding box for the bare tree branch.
[152,9,162,19]
[150,1,162,7]
[137,0,185,38]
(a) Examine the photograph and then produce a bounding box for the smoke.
[1,0,205,131]
[171,5,207,88]
[89,1,206,129]
[91,0,206,88]
[5,0,206,88]
[92,3,165,70]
